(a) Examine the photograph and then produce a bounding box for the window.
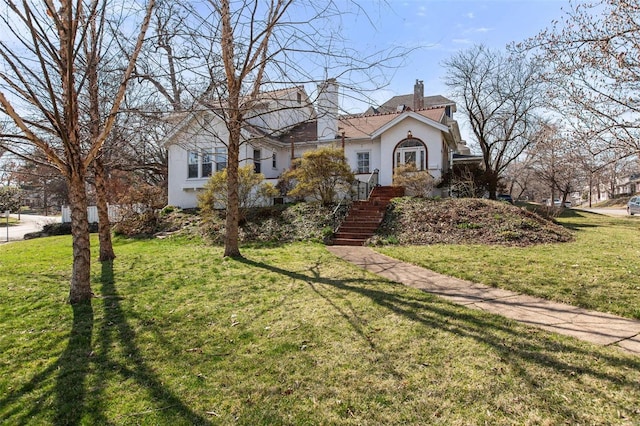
[272,152,277,169]
[215,147,227,172]
[394,138,427,171]
[356,152,370,174]
[202,151,213,177]
[188,149,224,178]
[253,149,261,174]
[188,151,199,178]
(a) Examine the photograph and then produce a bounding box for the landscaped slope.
[374,197,572,246]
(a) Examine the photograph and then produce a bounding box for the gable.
[162,85,314,147]
[338,108,447,140]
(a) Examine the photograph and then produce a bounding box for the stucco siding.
[378,117,446,186]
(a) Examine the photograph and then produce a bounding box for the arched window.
[394,137,427,171]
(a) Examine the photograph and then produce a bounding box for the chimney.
[317,78,339,140]
[414,79,424,111]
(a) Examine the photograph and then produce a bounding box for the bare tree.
[527,123,582,204]
[525,0,640,159]
[444,45,544,199]
[0,0,154,303]
[168,0,407,258]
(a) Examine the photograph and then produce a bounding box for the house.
[164,79,466,208]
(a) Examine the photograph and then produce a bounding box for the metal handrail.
[366,169,379,198]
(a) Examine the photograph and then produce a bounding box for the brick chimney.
[413,79,424,111]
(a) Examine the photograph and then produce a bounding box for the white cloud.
[467,12,475,19]
[462,26,494,35]
[452,38,472,45]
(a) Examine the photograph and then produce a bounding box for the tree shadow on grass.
[237,255,640,422]
[0,301,95,425]
[91,260,211,425]
[53,301,94,425]
[0,262,211,425]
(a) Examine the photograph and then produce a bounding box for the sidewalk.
[327,246,640,355]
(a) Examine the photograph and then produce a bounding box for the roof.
[275,121,317,143]
[338,108,446,139]
[379,94,455,113]
[163,85,313,146]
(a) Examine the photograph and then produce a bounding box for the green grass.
[1,234,640,424]
[378,210,640,319]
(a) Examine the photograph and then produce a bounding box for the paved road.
[0,214,60,243]
[575,207,629,217]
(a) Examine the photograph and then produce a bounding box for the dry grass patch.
[373,197,572,246]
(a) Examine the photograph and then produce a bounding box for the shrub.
[198,164,278,221]
[282,147,354,205]
[0,186,22,213]
[392,163,436,197]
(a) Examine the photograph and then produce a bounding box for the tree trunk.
[95,156,116,261]
[224,116,242,258]
[486,170,498,199]
[68,171,93,304]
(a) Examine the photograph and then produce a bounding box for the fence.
[61,205,124,224]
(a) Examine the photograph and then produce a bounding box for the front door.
[395,146,425,170]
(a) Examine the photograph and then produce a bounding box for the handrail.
[365,169,379,199]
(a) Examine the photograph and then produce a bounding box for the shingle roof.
[338,108,446,139]
[379,94,455,113]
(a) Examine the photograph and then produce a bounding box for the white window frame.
[215,147,227,172]
[253,148,262,174]
[356,151,370,174]
[187,151,199,179]
[187,147,227,179]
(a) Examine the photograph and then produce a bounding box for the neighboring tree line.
[444,0,640,204]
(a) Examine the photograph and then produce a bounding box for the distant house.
[164,79,470,208]
[615,172,640,197]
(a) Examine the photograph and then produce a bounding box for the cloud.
[417,5,426,17]
[467,12,474,19]
[452,38,472,45]
[462,26,494,35]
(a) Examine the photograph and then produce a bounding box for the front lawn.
[378,210,640,319]
[1,235,639,424]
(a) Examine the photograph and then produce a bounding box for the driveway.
[1,214,60,243]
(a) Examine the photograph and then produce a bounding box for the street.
[1,214,60,243]
[575,208,630,217]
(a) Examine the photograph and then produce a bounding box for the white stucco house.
[164,79,465,208]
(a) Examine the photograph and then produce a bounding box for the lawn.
[1,234,640,424]
[378,210,640,319]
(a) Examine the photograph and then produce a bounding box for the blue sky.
[339,0,570,109]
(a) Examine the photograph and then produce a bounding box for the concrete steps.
[332,186,404,246]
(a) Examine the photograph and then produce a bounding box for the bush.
[392,163,436,197]
[23,222,98,240]
[199,202,347,245]
[282,147,354,205]
[0,186,22,213]
[113,211,162,237]
[198,164,278,221]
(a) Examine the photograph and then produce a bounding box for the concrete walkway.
[327,246,640,355]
